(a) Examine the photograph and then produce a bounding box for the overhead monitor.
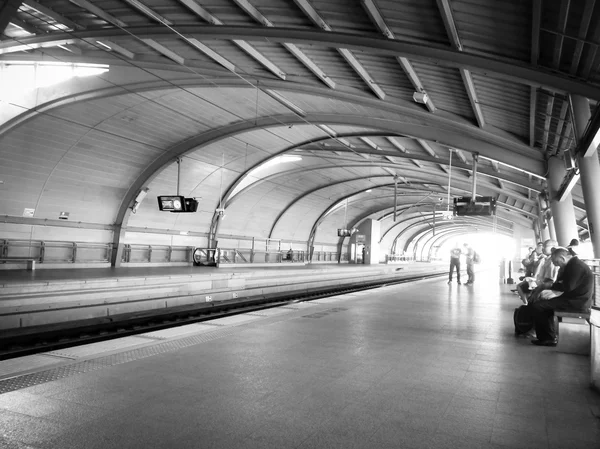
[453,196,496,216]
[157,195,185,212]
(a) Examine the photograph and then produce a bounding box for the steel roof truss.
[293,0,384,99]
[9,17,37,35]
[187,38,236,72]
[232,0,334,88]
[436,0,484,127]
[386,137,407,153]
[23,0,82,30]
[361,0,434,111]
[570,0,595,75]
[1,0,22,35]
[123,0,172,25]
[142,39,184,65]
[178,0,285,80]
[530,0,541,147]
[69,0,126,27]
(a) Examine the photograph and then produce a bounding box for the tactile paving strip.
[0,326,239,395]
[0,301,347,395]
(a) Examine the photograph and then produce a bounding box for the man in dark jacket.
[530,247,594,346]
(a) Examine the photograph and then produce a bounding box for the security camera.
[131,187,149,214]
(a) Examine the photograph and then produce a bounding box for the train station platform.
[1,270,599,449]
[0,262,447,335]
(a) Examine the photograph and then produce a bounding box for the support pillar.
[546,155,578,246]
[571,94,600,257]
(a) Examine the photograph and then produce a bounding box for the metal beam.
[453,149,467,163]
[5,26,600,100]
[293,0,385,99]
[9,17,37,35]
[569,0,595,75]
[551,101,570,152]
[69,0,127,27]
[123,0,172,25]
[23,0,82,30]
[361,0,435,111]
[0,0,22,35]
[186,38,236,73]
[543,0,571,153]
[417,139,437,157]
[386,137,407,153]
[232,0,334,88]
[359,137,381,151]
[436,0,485,127]
[178,0,286,80]
[142,38,185,65]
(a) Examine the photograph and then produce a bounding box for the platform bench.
[0,258,37,270]
[555,309,591,355]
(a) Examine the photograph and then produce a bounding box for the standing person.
[529,247,594,346]
[448,245,462,285]
[463,243,475,285]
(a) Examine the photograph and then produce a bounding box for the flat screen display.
[157,195,185,212]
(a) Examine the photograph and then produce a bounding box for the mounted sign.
[157,195,185,212]
[453,196,496,216]
[157,195,199,213]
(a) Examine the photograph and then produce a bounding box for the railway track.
[0,271,444,360]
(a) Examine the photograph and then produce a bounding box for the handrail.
[1,239,348,266]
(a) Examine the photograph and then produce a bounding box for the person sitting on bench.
[516,239,558,305]
[529,247,594,347]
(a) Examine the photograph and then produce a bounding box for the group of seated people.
[516,238,594,347]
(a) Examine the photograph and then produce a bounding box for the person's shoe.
[531,339,557,347]
[447,281,452,284]
[457,282,462,285]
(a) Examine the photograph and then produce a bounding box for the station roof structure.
[1,0,598,252]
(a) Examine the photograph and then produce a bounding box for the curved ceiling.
[0,0,597,254]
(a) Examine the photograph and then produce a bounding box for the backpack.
[473,251,481,264]
[513,306,533,335]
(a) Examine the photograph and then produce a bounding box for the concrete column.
[571,94,600,257]
[546,155,578,246]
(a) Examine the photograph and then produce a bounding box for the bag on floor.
[513,305,533,335]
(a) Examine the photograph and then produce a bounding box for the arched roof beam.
[112,114,545,263]
[3,26,600,100]
[267,178,437,238]
[401,218,509,254]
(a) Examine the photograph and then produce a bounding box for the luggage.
[513,305,533,335]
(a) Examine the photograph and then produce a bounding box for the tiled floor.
[1,269,599,449]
